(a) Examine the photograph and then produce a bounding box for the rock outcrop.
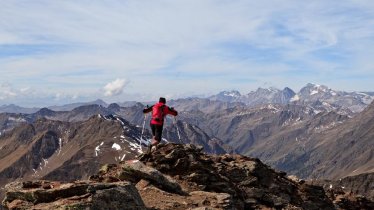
[2,180,145,209]
[2,143,373,210]
[133,143,336,209]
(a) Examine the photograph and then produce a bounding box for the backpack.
[152,104,165,123]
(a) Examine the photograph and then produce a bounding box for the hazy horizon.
[1,82,373,108]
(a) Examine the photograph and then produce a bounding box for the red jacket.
[143,102,178,125]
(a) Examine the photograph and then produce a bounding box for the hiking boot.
[138,153,149,161]
[146,144,152,155]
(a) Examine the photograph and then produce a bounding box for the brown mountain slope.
[0,114,232,201]
[305,101,374,178]
[0,115,147,200]
[193,104,348,155]
[246,111,350,177]
[251,101,374,179]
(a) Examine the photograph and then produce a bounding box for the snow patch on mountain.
[313,109,322,114]
[128,141,142,153]
[283,116,304,127]
[43,158,48,167]
[118,134,142,154]
[314,121,344,132]
[112,143,121,151]
[58,138,62,155]
[223,91,241,97]
[8,117,27,122]
[290,94,300,102]
[310,90,319,95]
[33,158,50,177]
[261,104,281,113]
[358,93,374,104]
[237,111,252,116]
[95,142,104,156]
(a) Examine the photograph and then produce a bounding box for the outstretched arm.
[143,105,153,114]
[165,106,178,116]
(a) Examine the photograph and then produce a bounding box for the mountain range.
[208,83,374,113]
[0,83,373,206]
[1,83,373,114]
[169,100,373,180]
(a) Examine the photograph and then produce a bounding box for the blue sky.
[0,0,373,107]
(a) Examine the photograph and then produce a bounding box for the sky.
[0,0,373,107]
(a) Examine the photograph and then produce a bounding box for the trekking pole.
[174,117,182,143]
[140,114,147,152]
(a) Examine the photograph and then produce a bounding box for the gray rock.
[2,181,145,210]
[118,160,184,195]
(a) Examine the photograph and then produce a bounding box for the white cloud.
[54,93,62,101]
[19,87,31,93]
[0,83,17,100]
[72,94,79,100]
[103,79,128,96]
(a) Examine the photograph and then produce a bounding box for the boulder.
[118,160,184,195]
[2,180,145,210]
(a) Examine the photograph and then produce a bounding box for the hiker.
[143,97,178,152]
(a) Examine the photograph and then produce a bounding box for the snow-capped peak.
[221,90,241,97]
[256,87,279,93]
[310,85,328,95]
[300,83,330,96]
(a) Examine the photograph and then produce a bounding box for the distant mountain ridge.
[46,99,108,111]
[208,83,374,113]
[0,104,39,114]
[1,83,373,114]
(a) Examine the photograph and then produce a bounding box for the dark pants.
[150,123,163,142]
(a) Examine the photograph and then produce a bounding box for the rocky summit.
[2,143,373,210]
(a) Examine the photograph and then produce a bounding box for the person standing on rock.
[143,97,178,153]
